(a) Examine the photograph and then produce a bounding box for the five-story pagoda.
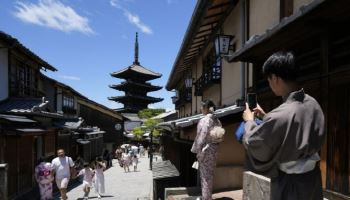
[109,33,163,113]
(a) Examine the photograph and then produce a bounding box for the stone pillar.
[0,163,8,200]
[243,171,271,200]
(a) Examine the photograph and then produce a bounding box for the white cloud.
[121,34,128,39]
[60,75,81,81]
[110,0,120,8]
[109,0,153,35]
[13,0,94,35]
[124,10,153,34]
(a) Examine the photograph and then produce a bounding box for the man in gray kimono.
[242,52,325,200]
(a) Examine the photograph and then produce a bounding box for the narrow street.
[57,155,155,200]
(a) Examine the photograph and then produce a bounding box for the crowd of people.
[35,149,108,200]
[34,143,147,200]
[115,144,145,173]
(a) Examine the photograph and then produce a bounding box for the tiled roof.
[0,98,42,113]
[152,160,180,180]
[152,110,177,120]
[0,98,63,118]
[0,114,37,123]
[157,105,244,130]
[111,64,162,78]
[53,118,84,130]
[122,113,141,121]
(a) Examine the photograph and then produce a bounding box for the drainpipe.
[240,0,247,99]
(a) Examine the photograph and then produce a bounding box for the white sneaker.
[97,194,101,199]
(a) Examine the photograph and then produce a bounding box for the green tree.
[152,128,161,138]
[132,127,144,140]
[138,108,165,119]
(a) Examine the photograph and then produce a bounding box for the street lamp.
[184,75,193,88]
[150,128,153,170]
[142,125,154,170]
[214,34,235,57]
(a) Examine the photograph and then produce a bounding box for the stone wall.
[243,171,271,200]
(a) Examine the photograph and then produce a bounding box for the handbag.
[192,161,199,170]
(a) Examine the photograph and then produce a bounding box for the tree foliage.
[132,127,144,140]
[138,108,165,119]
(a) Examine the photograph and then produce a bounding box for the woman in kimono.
[35,157,54,200]
[94,157,106,199]
[242,52,325,200]
[191,100,222,200]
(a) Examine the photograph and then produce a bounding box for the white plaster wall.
[294,0,314,14]
[221,2,244,106]
[0,48,8,101]
[249,0,280,37]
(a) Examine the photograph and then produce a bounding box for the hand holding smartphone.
[247,93,257,110]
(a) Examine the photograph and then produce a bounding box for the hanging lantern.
[214,34,234,57]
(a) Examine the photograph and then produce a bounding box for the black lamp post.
[149,129,153,170]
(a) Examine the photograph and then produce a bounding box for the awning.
[0,114,36,123]
[229,0,349,62]
[157,105,243,131]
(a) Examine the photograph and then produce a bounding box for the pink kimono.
[191,113,221,200]
[35,162,54,200]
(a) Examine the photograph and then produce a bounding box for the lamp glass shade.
[215,35,233,56]
[185,77,192,88]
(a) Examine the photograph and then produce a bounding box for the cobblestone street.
[56,155,154,200]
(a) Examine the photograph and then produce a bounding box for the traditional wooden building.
[0,30,59,199]
[164,0,246,195]
[0,30,123,199]
[229,0,350,198]
[163,0,350,199]
[109,33,163,113]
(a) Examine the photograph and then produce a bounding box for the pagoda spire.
[133,32,140,65]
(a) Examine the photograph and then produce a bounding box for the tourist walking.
[132,155,138,172]
[242,52,325,200]
[94,157,106,199]
[191,100,221,200]
[51,149,75,200]
[78,163,94,200]
[103,149,112,168]
[35,157,54,200]
[122,153,131,172]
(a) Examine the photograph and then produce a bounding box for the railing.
[9,85,45,98]
[175,88,192,107]
[194,64,221,96]
[62,106,77,115]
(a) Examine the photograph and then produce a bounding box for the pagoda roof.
[108,95,163,104]
[111,64,162,81]
[109,80,162,92]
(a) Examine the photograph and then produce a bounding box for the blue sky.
[0,0,196,111]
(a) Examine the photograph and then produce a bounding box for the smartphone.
[247,93,257,110]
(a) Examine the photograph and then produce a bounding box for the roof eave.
[166,0,210,91]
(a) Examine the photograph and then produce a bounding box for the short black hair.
[83,162,89,168]
[201,100,216,111]
[262,51,297,81]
